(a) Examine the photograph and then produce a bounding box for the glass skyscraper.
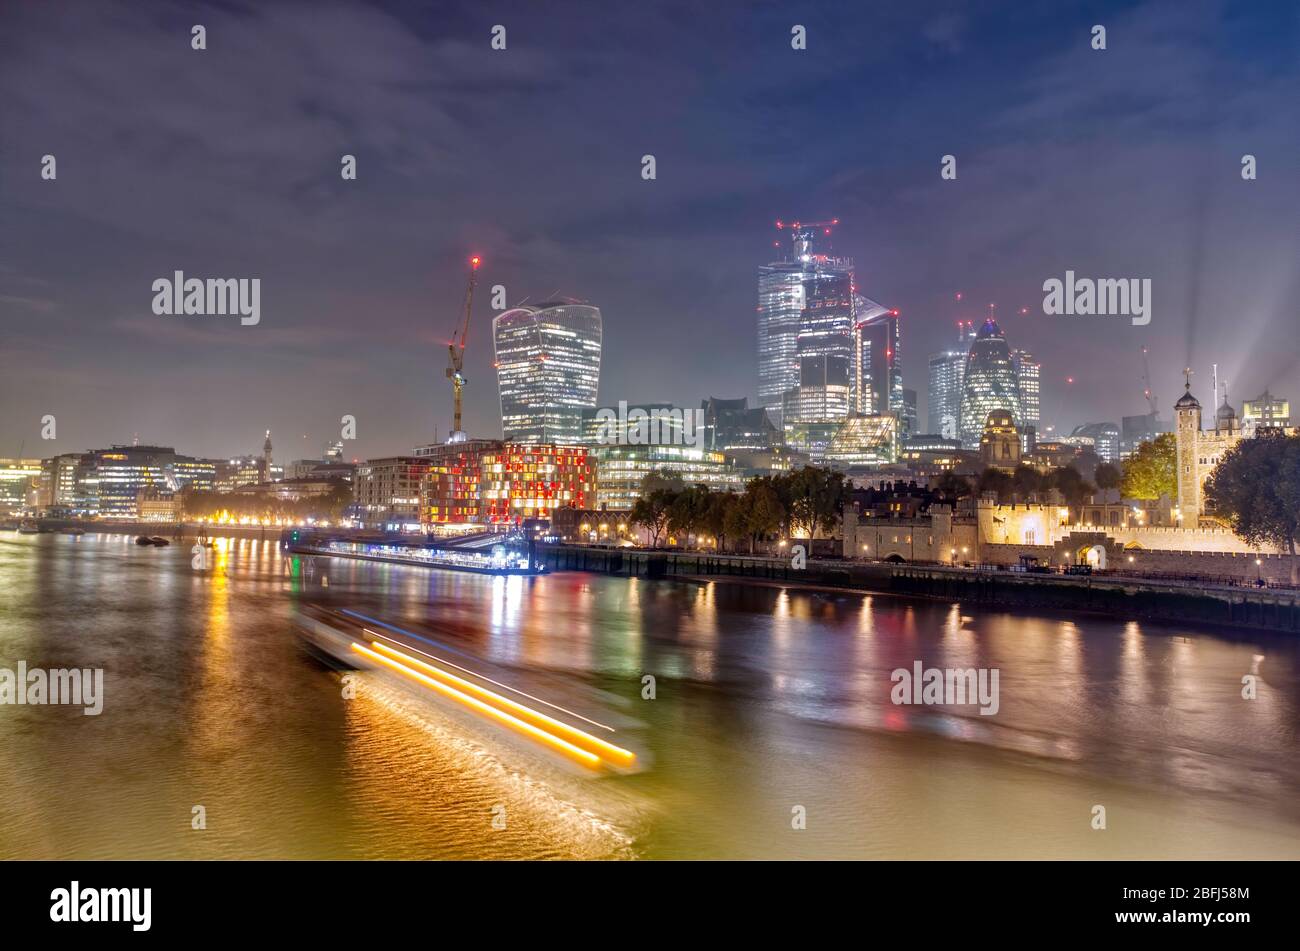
[853,299,901,421]
[927,322,976,440]
[493,301,602,445]
[958,318,1022,449]
[757,223,852,428]
[792,266,855,424]
[1011,349,1041,432]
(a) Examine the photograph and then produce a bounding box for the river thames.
[2,531,1298,859]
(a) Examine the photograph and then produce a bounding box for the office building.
[958,318,1022,449]
[493,301,602,444]
[927,322,976,441]
[479,444,596,523]
[1241,390,1290,431]
[354,456,432,530]
[1011,350,1041,432]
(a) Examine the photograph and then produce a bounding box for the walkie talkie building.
[493,301,602,445]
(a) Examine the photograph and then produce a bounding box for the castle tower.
[1215,385,1238,434]
[1173,372,1201,524]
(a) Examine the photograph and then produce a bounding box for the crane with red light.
[775,218,840,235]
[446,255,481,442]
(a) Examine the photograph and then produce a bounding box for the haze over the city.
[2,0,1297,460]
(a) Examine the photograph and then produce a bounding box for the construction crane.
[1140,346,1158,417]
[445,255,481,441]
[775,217,840,234]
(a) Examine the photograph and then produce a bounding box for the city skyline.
[2,0,1298,461]
[6,0,1300,887]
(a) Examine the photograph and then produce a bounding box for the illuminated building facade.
[213,456,265,493]
[0,459,42,515]
[823,414,899,470]
[792,265,855,425]
[44,453,82,510]
[136,486,179,522]
[853,303,902,425]
[958,318,1022,449]
[354,456,432,529]
[1011,349,1041,432]
[593,445,742,510]
[1069,422,1120,463]
[898,436,977,481]
[579,403,704,448]
[758,221,853,429]
[493,302,602,445]
[77,446,215,518]
[1175,380,1298,524]
[979,410,1021,471]
[416,439,502,525]
[927,324,975,441]
[1242,390,1290,431]
[480,444,596,523]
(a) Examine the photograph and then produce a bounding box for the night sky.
[2,0,1297,462]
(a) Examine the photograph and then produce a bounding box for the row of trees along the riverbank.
[624,430,1300,557]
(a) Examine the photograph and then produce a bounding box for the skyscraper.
[1011,350,1041,432]
[853,300,901,421]
[493,301,602,444]
[757,221,849,428]
[901,388,918,437]
[927,322,975,440]
[958,317,1022,449]
[792,264,855,424]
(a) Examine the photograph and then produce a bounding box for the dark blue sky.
[2,0,1297,461]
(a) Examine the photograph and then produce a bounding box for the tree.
[1205,431,1300,556]
[630,488,674,547]
[932,471,971,501]
[702,491,732,550]
[1094,461,1122,491]
[783,466,847,541]
[739,479,785,554]
[1122,432,1176,500]
[667,485,711,546]
[722,495,749,553]
[976,467,1014,500]
[1011,464,1044,498]
[1047,465,1096,507]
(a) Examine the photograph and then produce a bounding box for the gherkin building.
[958,318,1022,448]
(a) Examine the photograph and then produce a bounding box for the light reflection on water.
[1,532,1299,859]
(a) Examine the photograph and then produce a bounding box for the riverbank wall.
[541,545,1300,634]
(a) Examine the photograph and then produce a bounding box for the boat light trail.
[361,627,616,733]
[350,642,604,770]
[365,640,636,769]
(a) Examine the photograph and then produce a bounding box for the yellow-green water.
[2,532,1298,859]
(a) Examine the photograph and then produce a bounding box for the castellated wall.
[973,498,1282,554]
[1106,525,1275,554]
